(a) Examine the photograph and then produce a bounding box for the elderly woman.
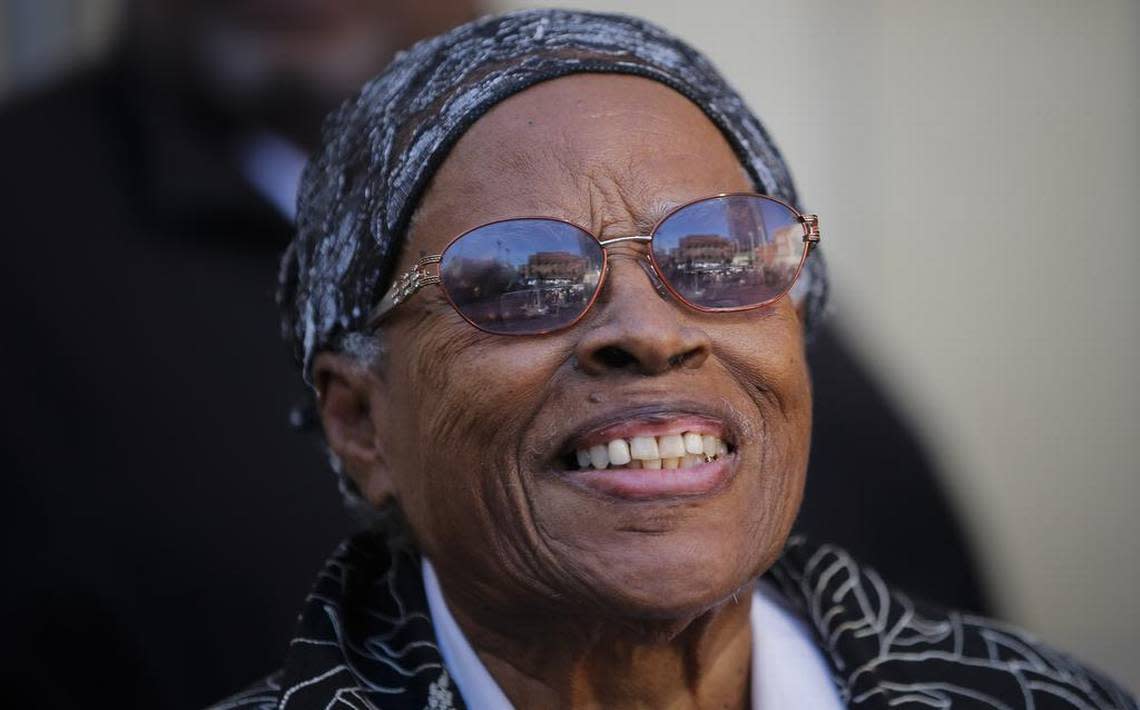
[219,10,1134,710]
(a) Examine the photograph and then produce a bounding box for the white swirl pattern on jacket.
[213,533,1136,709]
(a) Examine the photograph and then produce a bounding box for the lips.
[552,406,738,501]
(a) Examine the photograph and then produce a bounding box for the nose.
[574,256,712,376]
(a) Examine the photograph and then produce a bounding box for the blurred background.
[2,0,1136,700]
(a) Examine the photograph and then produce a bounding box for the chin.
[527,446,800,620]
[603,541,764,621]
[541,505,788,622]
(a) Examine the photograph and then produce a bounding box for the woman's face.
[330,74,812,625]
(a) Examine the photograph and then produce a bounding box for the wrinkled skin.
[315,74,812,708]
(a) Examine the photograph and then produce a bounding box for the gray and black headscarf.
[281,8,828,380]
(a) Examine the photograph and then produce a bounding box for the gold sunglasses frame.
[367,192,820,335]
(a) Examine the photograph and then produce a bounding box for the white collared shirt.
[422,559,843,709]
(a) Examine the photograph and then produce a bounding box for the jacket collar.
[243,530,1131,710]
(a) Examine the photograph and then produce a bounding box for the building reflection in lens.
[656,198,803,306]
[447,250,599,329]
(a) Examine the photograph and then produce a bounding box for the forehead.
[405,74,754,255]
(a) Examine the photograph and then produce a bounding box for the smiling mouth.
[554,413,737,500]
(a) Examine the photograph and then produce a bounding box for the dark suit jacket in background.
[0,53,987,708]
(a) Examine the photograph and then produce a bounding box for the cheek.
[384,318,569,554]
[718,305,812,511]
[717,303,811,418]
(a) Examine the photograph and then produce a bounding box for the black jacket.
[216,531,1134,709]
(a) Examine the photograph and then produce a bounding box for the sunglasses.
[368,192,820,336]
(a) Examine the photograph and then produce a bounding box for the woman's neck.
[447,583,756,709]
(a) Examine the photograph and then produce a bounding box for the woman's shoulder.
[208,530,461,710]
[765,536,1137,708]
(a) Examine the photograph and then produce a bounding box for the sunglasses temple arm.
[800,214,821,251]
[366,289,401,329]
[366,255,442,329]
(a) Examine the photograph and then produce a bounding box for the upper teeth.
[575,432,728,470]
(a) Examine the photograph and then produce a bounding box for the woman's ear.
[312,351,394,506]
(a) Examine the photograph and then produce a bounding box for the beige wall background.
[496,0,1140,688]
[3,0,1136,690]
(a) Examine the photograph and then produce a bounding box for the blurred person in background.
[0,1,987,707]
[0,1,480,707]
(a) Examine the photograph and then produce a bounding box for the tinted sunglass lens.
[651,195,805,310]
[439,220,604,334]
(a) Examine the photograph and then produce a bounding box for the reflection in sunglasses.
[369,194,819,335]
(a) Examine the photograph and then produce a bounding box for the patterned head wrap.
[281,8,828,379]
